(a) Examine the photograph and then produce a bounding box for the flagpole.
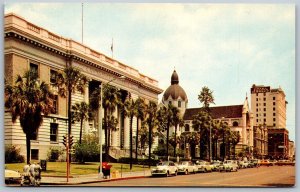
[111,38,114,58]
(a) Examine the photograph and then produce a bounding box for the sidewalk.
[41,170,151,185]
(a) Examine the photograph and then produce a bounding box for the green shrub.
[5,145,24,163]
[72,135,100,163]
[47,147,64,162]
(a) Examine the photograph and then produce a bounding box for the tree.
[72,102,90,144]
[135,97,145,160]
[144,101,158,167]
[124,98,138,170]
[102,84,121,160]
[5,70,55,164]
[170,106,182,157]
[55,66,88,150]
[192,110,212,160]
[198,86,215,111]
[230,131,240,160]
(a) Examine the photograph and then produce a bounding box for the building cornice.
[4,13,163,95]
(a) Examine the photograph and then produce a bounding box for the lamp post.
[98,75,125,179]
[209,121,212,162]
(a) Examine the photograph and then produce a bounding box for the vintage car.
[211,161,221,171]
[176,161,198,175]
[219,160,238,172]
[250,159,260,167]
[5,169,22,184]
[195,161,212,173]
[151,161,178,177]
[259,159,271,166]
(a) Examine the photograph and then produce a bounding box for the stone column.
[124,117,130,149]
[242,112,247,145]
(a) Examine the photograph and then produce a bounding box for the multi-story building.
[288,140,295,160]
[4,13,163,160]
[268,128,289,159]
[250,84,289,159]
[250,84,287,128]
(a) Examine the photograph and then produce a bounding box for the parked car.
[219,160,238,172]
[276,160,295,166]
[195,161,212,173]
[211,161,221,171]
[269,160,277,166]
[177,161,197,175]
[151,161,178,177]
[238,161,249,169]
[250,159,260,167]
[259,159,271,166]
[5,169,21,184]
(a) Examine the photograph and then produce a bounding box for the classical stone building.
[4,13,163,161]
[253,125,268,158]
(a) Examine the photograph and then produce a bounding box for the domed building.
[162,70,188,116]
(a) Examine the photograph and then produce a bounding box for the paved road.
[81,165,295,187]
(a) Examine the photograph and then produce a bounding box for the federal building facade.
[4,13,163,160]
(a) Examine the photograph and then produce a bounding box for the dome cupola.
[163,70,188,101]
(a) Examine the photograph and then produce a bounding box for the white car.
[176,161,197,175]
[219,160,238,172]
[5,169,21,184]
[151,161,178,177]
[195,161,212,173]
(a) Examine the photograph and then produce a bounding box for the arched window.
[233,121,239,127]
[178,101,181,108]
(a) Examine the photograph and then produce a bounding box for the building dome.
[163,70,188,101]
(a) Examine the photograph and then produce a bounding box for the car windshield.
[212,162,220,165]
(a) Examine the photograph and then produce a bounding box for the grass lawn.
[5,162,153,176]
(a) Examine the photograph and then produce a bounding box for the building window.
[256,109,258,112]
[31,149,39,160]
[31,129,38,140]
[264,113,266,117]
[184,124,190,132]
[273,97,275,100]
[264,108,266,111]
[273,113,276,116]
[233,121,239,127]
[263,98,266,101]
[256,114,258,117]
[273,102,275,105]
[256,98,258,101]
[273,118,276,122]
[256,103,258,107]
[50,69,58,84]
[50,123,58,142]
[264,103,266,106]
[30,63,39,78]
[256,119,258,123]
[178,101,181,108]
[273,123,276,127]
[264,119,266,122]
[256,93,258,96]
[52,95,58,114]
[273,107,275,111]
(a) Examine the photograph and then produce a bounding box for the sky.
[4,3,295,141]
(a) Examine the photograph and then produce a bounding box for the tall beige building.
[250,84,287,128]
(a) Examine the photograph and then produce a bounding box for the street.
[80,165,295,187]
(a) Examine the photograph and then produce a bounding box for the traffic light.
[69,135,74,147]
[63,135,67,147]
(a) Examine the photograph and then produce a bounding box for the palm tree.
[231,131,240,159]
[171,106,183,157]
[135,97,145,160]
[220,122,230,161]
[198,86,215,111]
[5,70,55,164]
[144,101,158,167]
[55,66,88,147]
[102,84,121,160]
[124,98,138,170]
[72,102,90,144]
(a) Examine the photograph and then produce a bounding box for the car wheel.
[166,171,169,177]
[174,171,177,176]
[204,169,207,173]
[185,170,188,175]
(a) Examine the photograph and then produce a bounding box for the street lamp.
[209,120,212,162]
[98,75,125,179]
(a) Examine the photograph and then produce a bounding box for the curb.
[41,175,150,185]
